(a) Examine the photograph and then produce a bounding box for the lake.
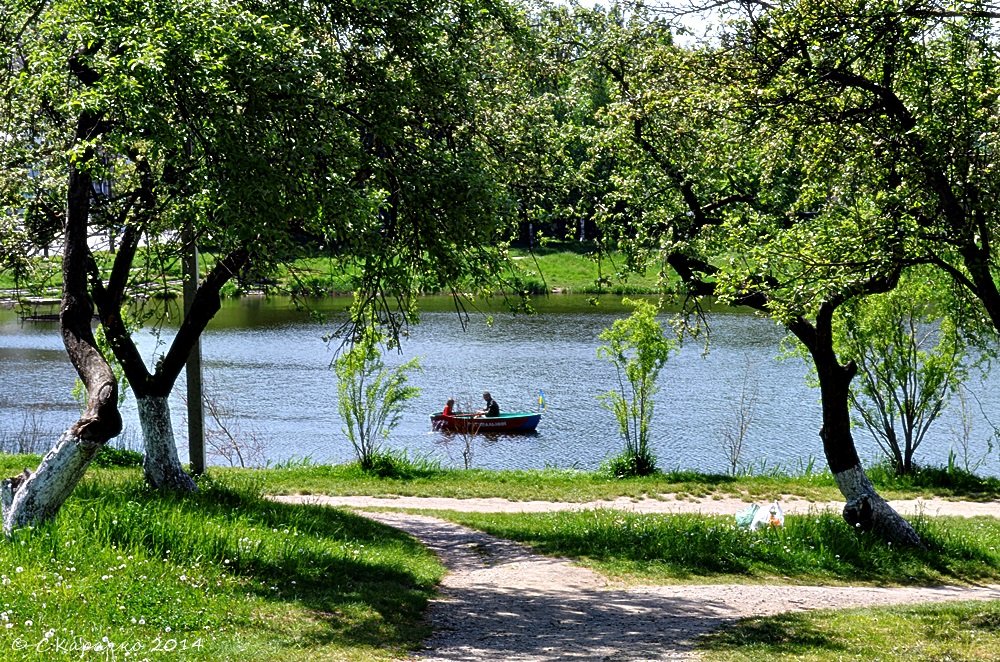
[1,295,998,476]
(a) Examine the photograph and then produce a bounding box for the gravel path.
[275,495,1000,661]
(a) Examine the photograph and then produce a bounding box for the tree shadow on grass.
[80,479,441,652]
[699,612,846,658]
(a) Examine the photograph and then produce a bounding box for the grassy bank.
[0,244,665,299]
[425,509,1000,585]
[510,245,666,295]
[0,465,442,661]
[254,461,1000,503]
[1,456,998,660]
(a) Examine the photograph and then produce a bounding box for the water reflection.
[1,296,997,476]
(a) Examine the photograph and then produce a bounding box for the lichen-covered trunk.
[832,464,921,545]
[137,396,197,492]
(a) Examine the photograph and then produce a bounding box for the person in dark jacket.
[478,391,499,417]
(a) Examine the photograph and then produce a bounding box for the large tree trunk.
[137,395,197,492]
[819,368,922,546]
[2,128,122,533]
[2,432,106,534]
[792,305,923,547]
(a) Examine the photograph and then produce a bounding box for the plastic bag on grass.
[734,503,759,528]
[736,501,784,530]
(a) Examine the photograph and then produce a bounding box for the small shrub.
[597,298,675,477]
[601,448,657,479]
[335,327,421,470]
[362,450,441,479]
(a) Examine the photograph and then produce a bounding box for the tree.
[0,38,122,529]
[705,0,1000,338]
[597,297,675,476]
[686,0,1000,412]
[0,0,523,526]
[538,2,924,543]
[662,0,1000,534]
[335,329,421,471]
[836,273,974,475]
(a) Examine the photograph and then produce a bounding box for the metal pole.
[183,226,205,475]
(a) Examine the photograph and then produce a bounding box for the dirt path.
[272,493,1000,518]
[275,495,1000,661]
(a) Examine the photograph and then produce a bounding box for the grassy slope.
[1,455,999,659]
[0,463,442,661]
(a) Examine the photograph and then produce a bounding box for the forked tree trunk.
[137,395,197,492]
[94,243,249,492]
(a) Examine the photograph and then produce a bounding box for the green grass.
[1,247,668,298]
[252,461,1000,504]
[0,468,443,661]
[510,246,668,295]
[0,457,998,660]
[418,509,1000,586]
[700,601,1000,661]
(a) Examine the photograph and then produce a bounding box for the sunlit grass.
[0,470,443,661]
[0,458,997,660]
[253,461,1000,503]
[420,509,1000,586]
[1,248,670,298]
[700,601,1000,661]
[510,247,667,294]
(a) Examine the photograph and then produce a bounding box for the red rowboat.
[430,411,541,433]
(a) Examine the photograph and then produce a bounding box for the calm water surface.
[1,296,998,476]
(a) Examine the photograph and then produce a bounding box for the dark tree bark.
[789,304,922,547]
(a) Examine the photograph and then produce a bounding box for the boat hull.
[430,412,541,433]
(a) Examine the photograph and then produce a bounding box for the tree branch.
[154,247,251,393]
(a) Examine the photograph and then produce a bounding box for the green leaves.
[334,327,421,471]
[835,270,977,474]
[2,0,528,345]
[597,297,675,472]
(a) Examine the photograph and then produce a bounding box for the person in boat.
[442,399,456,417]
[477,391,500,417]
